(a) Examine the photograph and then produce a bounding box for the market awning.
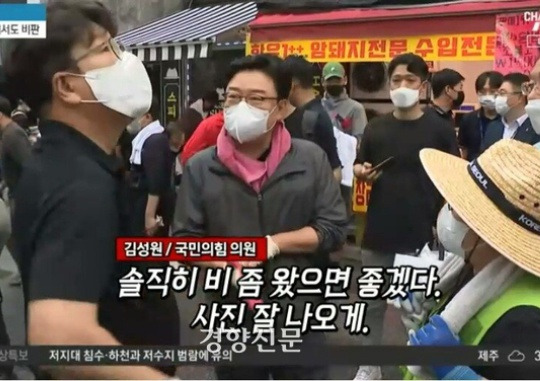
[249,0,540,42]
[117,1,257,62]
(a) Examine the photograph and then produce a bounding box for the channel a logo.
[524,11,540,48]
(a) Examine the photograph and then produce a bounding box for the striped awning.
[117,2,257,62]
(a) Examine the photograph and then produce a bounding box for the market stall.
[117,1,257,125]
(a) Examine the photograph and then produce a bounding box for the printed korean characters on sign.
[352,178,372,213]
[495,12,540,75]
[246,33,495,62]
[0,4,46,39]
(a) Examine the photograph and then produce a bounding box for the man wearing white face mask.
[458,71,503,161]
[174,54,347,380]
[2,1,180,379]
[352,53,459,380]
[481,72,540,152]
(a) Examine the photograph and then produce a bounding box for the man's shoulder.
[3,122,27,139]
[291,137,327,161]
[347,97,365,111]
[366,112,394,127]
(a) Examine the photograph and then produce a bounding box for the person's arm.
[27,181,169,379]
[353,122,381,182]
[314,110,342,181]
[457,115,469,159]
[351,102,368,142]
[271,147,348,254]
[6,128,32,166]
[141,135,171,235]
[440,121,461,157]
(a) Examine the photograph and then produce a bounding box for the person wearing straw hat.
[402,139,540,380]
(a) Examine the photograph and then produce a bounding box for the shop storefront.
[246,0,539,225]
[117,1,257,125]
[247,0,539,114]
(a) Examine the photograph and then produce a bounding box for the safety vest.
[402,272,540,380]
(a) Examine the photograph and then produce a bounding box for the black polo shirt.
[13,120,179,375]
[425,103,455,124]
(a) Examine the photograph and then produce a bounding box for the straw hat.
[420,139,540,277]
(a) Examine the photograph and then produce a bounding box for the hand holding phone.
[371,156,395,172]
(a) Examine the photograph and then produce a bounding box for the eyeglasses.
[521,80,540,96]
[74,38,124,62]
[224,93,277,108]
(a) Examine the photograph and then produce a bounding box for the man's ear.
[52,73,82,105]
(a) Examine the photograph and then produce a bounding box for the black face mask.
[452,91,465,109]
[326,85,344,97]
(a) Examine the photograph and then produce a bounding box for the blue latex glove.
[409,314,461,379]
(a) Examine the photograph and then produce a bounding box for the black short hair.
[387,53,430,82]
[431,69,465,98]
[502,72,530,91]
[148,96,160,121]
[179,107,204,143]
[2,0,117,115]
[203,90,219,104]
[283,55,314,89]
[0,95,11,116]
[226,54,291,101]
[475,71,504,93]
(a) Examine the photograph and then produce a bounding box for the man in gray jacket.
[321,62,367,234]
[321,62,368,141]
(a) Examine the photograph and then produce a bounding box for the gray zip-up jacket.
[172,139,347,279]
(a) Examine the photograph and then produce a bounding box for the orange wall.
[434,60,495,107]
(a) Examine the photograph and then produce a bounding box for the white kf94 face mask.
[75,51,153,119]
[224,101,275,143]
[436,204,470,258]
[390,87,419,108]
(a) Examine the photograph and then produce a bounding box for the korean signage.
[0,3,46,39]
[164,84,179,126]
[494,12,540,75]
[352,179,371,214]
[247,33,496,62]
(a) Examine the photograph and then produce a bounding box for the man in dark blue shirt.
[458,71,503,161]
[283,55,342,181]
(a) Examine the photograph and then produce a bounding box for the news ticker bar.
[1,346,539,366]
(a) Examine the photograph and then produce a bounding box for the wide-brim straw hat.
[420,139,540,277]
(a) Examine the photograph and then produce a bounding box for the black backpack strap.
[301,109,318,142]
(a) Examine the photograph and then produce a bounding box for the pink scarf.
[216,122,291,193]
[217,123,291,308]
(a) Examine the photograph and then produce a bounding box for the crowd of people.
[0,0,538,380]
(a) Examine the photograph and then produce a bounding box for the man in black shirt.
[458,71,503,161]
[128,97,175,237]
[426,68,465,124]
[3,1,179,378]
[283,55,342,181]
[353,53,459,380]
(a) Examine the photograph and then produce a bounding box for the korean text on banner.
[494,12,540,75]
[247,33,495,62]
[0,4,46,39]
[352,178,371,214]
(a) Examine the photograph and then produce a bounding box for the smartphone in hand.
[371,156,395,172]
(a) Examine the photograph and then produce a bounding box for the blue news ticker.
[0,4,46,22]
